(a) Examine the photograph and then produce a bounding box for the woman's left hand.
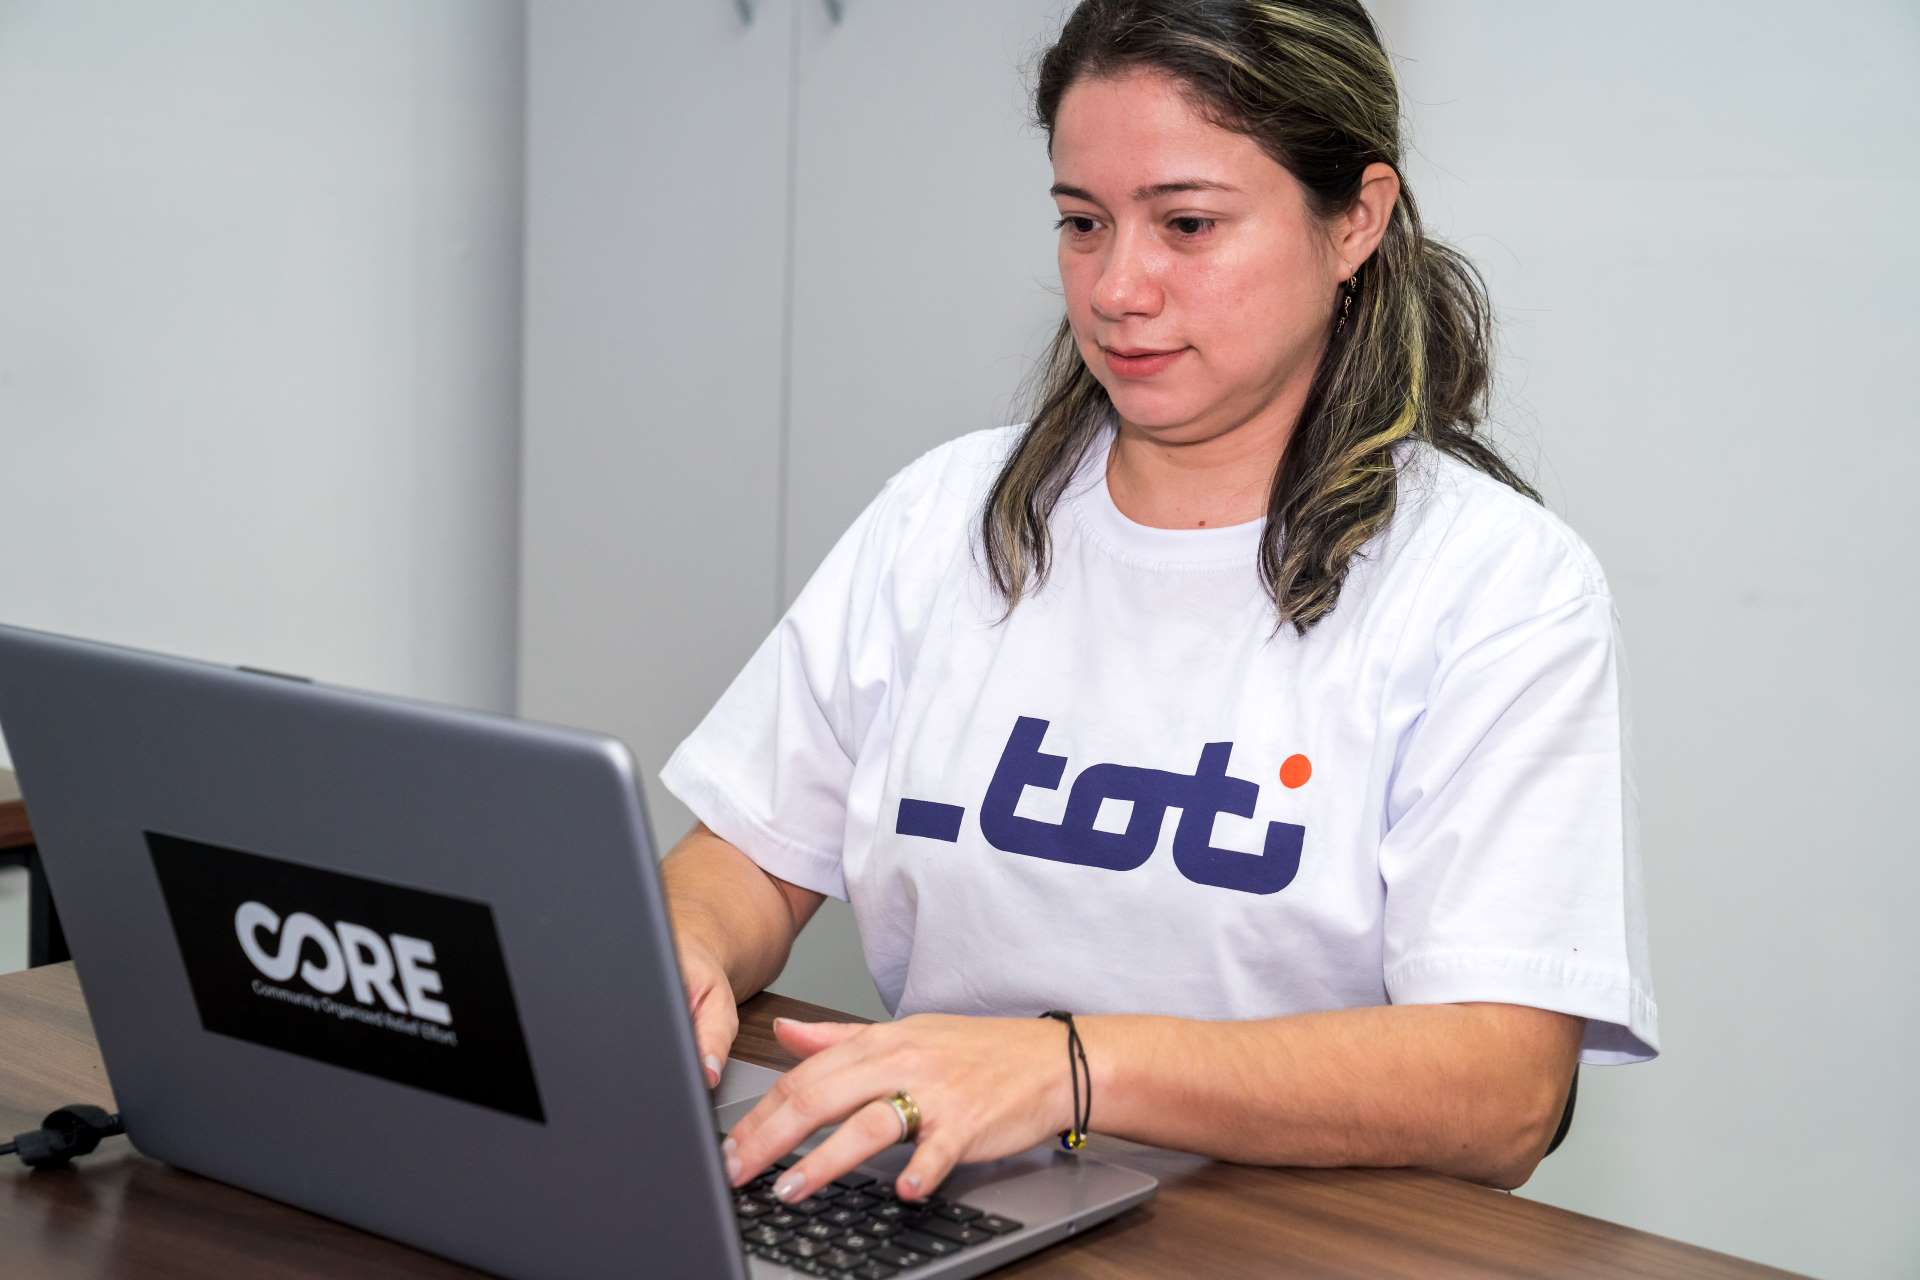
[721,1013,1075,1204]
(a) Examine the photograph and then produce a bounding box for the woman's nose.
[1090,228,1162,320]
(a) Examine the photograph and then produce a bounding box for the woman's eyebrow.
[1049,179,1242,203]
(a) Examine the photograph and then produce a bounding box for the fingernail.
[773,1171,805,1201]
[725,1155,742,1183]
[722,1137,737,1158]
[772,1016,790,1030]
[703,1054,722,1084]
[902,1174,921,1196]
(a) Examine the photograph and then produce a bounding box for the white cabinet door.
[522,2,1072,1021]
[520,0,793,845]
[766,2,1072,1019]
[782,0,1067,602]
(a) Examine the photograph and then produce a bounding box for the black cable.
[1038,1011,1092,1151]
[4,1105,125,1169]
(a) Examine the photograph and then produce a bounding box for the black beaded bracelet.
[1038,1010,1092,1151]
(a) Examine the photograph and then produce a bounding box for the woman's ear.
[1335,161,1401,278]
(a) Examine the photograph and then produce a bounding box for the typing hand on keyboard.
[719,1013,1075,1210]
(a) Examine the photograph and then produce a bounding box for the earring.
[1334,271,1360,337]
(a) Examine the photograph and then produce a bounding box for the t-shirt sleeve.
[1379,589,1660,1065]
[658,475,913,903]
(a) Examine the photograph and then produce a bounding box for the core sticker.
[147,831,545,1123]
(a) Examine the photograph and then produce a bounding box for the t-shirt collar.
[1063,414,1269,568]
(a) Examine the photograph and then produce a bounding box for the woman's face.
[1050,68,1343,446]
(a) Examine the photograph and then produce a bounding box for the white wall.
[518,0,789,880]
[1371,4,1920,1276]
[0,1,525,770]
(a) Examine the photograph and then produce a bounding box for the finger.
[896,1131,966,1204]
[772,1016,865,1060]
[763,1097,903,1205]
[690,985,739,1090]
[725,1033,895,1187]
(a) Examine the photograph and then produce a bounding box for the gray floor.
[0,867,27,975]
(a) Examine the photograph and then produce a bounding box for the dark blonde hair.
[983,0,1538,633]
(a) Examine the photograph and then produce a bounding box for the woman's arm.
[1080,1001,1582,1189]
[660,822,825,1003]
[725,1000,1583,1201]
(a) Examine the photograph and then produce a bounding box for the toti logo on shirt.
[895,715,1310,895]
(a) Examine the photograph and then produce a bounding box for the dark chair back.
[1544,1066,1578,1157]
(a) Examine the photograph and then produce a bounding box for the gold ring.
[883,1090,920,1144]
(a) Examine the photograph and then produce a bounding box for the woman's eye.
[1051,214,1214,238]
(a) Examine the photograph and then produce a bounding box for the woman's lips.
[1103,346,1186,379]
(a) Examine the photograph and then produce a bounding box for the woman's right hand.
[678,937,740,1089]
[661,822,824,1090]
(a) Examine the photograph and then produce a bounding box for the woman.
[660,0,1658,1207]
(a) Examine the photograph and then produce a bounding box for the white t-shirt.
[662,422,1660,1066]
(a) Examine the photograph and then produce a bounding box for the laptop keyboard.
[732,1152,1024,1277]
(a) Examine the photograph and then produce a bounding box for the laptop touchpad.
[712,1057,783,1111]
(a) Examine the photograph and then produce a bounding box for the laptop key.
[934,1203,982,1223]
[869,1202,907,1221]
[832,1172,876,1190]
[735,1198,769,1219]
[853,1264,899,1280]
[904,1216,991,1247]
[821,1248,864,1270]
[762,1210,801,1229]
[809,1184,845,1202]
[743,1225,794,1248]
[870,1246,928,1269]
[789,1197,831,1217]
[836,1193,877,1212]
[892,1230,961,1258]
[974,1213,1024,1235]
[798,1221,840,1242]
[824,1208,865,1229]
[836,1233,876,1253]
[862,1220,899,1239]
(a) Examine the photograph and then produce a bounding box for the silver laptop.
[0,623,1156,1280]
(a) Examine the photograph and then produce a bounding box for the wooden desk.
[0,963,1789,1278]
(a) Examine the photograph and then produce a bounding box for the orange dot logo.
[1278,754,1313,789]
